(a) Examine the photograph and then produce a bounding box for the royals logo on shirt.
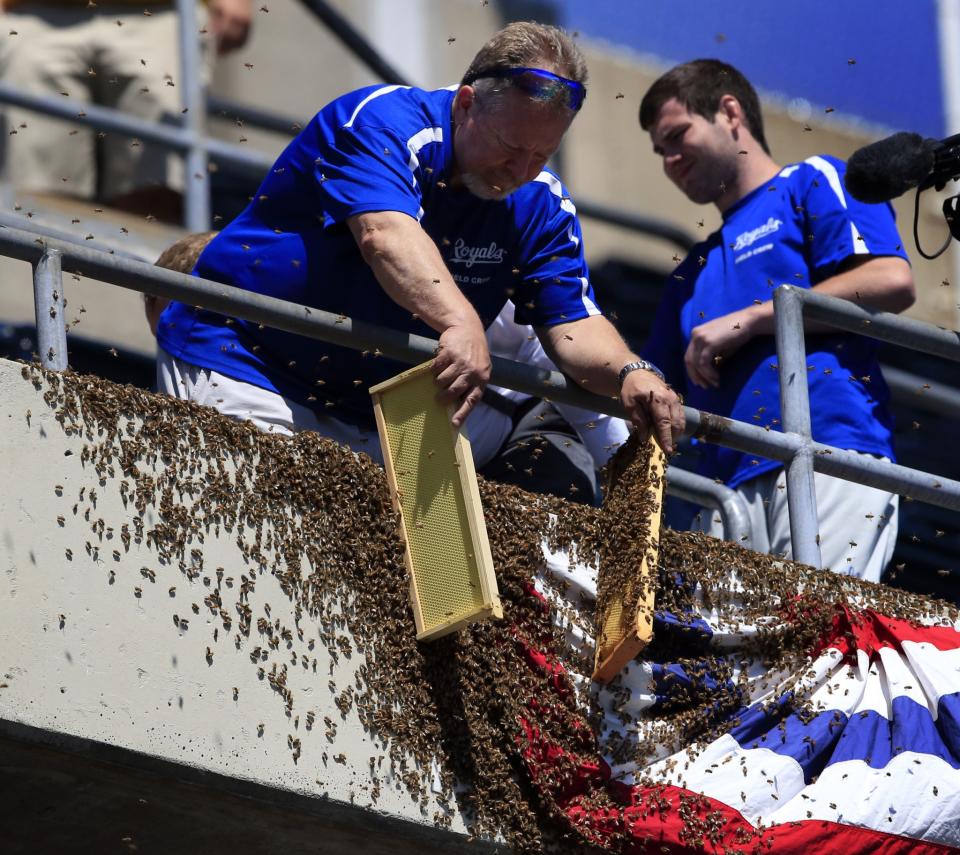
[732,216,783,264]
[449,238,507,269]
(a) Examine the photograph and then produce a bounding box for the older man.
[639,59,915,580]
[156,22,683,460]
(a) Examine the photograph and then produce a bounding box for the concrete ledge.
[0,720,505,855]
[0,358,501,851]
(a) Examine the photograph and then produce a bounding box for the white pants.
[157,349,385,460]
[156,349,518,467]
[694,463,899,583]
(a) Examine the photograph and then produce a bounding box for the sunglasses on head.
[463,66,586,112]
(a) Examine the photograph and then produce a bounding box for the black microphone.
[845,131,960,203]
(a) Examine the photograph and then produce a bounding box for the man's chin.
[680,180,721,206]
[461,173,517,201]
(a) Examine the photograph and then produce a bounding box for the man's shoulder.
[777,154,849,191]
[509,170,578,221]
[328,84,454,133]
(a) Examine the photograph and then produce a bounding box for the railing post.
[773,285,822,568]
[177,0,210,232]
[32,247,67,371]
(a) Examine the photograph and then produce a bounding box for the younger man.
[639,60,915,581]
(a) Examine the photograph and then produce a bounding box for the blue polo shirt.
[643,155,908,489]
[157,84,599,428]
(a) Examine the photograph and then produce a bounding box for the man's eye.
[497,134,521,154]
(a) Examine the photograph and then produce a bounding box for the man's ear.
[453,85,476,121]
[718,94,743,129]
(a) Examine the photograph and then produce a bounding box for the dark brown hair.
[639,59,770,154]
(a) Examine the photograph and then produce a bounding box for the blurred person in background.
[0,0,252,221]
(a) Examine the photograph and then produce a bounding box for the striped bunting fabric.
[513,540,960,853]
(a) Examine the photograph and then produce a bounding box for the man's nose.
[509,152,538,184]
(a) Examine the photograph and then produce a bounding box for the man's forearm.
[537,314,638,396]
[348,211,483,334]
[539,314,685,452]
[742,255,915,338]
[348,210,490,426]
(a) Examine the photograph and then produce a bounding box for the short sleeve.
[314,124,423,226]
[512,184,598,328]
[801,156,908,280]
[642,274,688,390]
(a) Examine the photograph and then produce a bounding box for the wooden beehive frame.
[370,361,502,642]
[592,438,665,683]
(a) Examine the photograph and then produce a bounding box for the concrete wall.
[0,356,498,852]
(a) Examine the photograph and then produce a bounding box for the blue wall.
[548,0,945,137]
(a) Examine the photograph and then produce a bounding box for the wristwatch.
[617,359,665,389]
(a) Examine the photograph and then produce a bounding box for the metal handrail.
[800,288,960,358]
[14,220,960,523]
[0,209,738,537]
[774,285,960,567]
[664,467,753,545]
[0,211,144,261]
[298,0,411,86]
[207,95,308,136]
[177,0,209,230]
[882,365,960,415]
[0,83,274,180]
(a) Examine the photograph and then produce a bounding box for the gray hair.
[461,21,587,116]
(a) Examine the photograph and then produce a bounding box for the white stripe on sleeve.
[533,171,577,216]
[405,126,443,220]
[804,155,870,254]
[580,276,600,316]
[406,126,443,174]
[343,85,408,129]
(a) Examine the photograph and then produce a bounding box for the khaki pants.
[0,4,210,199]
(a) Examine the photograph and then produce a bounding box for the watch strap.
[617,359,665,388]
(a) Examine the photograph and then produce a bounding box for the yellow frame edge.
[371,360,502,642]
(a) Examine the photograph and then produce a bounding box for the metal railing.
[774,286,960,567]
[663,467,753,545]
[15,220,960,561]
[0,202,740,537]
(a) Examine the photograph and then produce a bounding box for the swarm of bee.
[20,362,957,854]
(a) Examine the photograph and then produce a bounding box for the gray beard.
[460,172,516,201]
